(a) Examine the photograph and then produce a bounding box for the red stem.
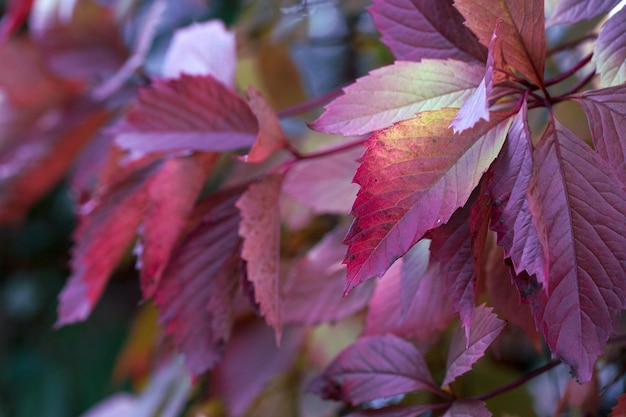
[471,360,561,402]
[286,137,367,161]
[277,86,345,118]
[544,53,593,87]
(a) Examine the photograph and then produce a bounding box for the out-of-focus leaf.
[443,400,491,417]
[236,174,284,340]
[368,0,487,63]
[610,393,626,416]
[547,0,622,26]
[240,87,287,163]
[0,0,35,39]
[555,369,600,416]
[593,7,626,87]
[311,60,483,135]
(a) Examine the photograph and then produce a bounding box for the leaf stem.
[544,53,593,87]
[277,86,345,118]
[286,137,367,161]
[471,359,561,402]
[558,71,596,100]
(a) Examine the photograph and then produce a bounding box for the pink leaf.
[365,251,455,343]
[575,85,626,184]
[240,87,287,163]
[547,0,622,26]
[236,174,284,341]
[282,226,375,325]
[593,7,626,87]
[311,60,484,136]
[368,0,486,63]
[487,104,546,286]
[344,109,512,292]
[56,159,161,325]
[455,0,545,87]
[211,319,304,417]
[282,144,362,215]
[115,75,258,155]
[527,121,626,382]
[308,334,442,405]
[443,400,491,417]
[442,304,505,386]
[154,189,242,375]
[138,153,217,297]
[162,19,236,88]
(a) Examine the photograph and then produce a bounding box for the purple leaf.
[575,85,626,184]
[487,104,546,286]
[115,75,258,155]
[308,334,442,405]
[344,109,512,292]
[311,60,484,135]
[153,189,242,375]
[211,320,304,417]
[240,87,287,163]
[593,7,626,87]
[399,238,431,316]
[162,20,236,88]
[443,304,505,386]
[368,0,486,63]
[443,400,491,417]
[282,226,375,325]
[346,404,441,417]
[527,121,626,382]
[547,0,622,26]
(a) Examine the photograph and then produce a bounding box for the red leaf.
[162,20,236,88]
[282,226,375,325]
[211,319,304,417]
[399,238,431,316]
[344,109,512,292]
[443,400,491,417]
[443,304,505,386]
[610,393,626,417]
[115,74,258,154]
[455,0,545,87]
[138,154,217,297]
[282,145,361,215]
[56,159,161,325]
[575,85,626,184]
[0,0,34,39]
[547,0,622,26]
[154,189,242,375]
[308,334,442,405]
[368,0,486,63]
[236,174,284,341]
[487,104,546,286]
[240,87,287,163]
[527,121,626,382]
[365,241,454,344]
[592,7,626,87]
[311,60,484,136]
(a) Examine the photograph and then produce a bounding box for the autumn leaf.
[344,109,512,292]
[527,121,626,382]
[369,0,487,63]
[236,174,284,341]
[308,334,444,405]
[592,7,626,88]
[312,60,484,136]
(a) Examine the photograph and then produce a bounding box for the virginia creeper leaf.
[344,108,512,293]
[211,320,304,417]
[575,85,626,184]
[138,153,217,297]
[365,256,455,344]
[443,400,491,417]
[487,104,546,285]
[368,0,487,63]
[236,174,284,341]
[0,0,34,40]
[282,144,361,215]
[454,0,545,86]
[308,334,442,405]
[154,189,242,375]
[57,159,161,325]
[240,87,287,163]
[527,121,626,382]
[115,74,258,154]
[162,20,236,89]
[311,60,484,135]
[547,0,622,26]
[282,226,375,325]
[443,304,505,386]
[593,7,626,87]
[399,238,430,316]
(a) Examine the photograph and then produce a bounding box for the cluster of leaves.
[3,0,626,415]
